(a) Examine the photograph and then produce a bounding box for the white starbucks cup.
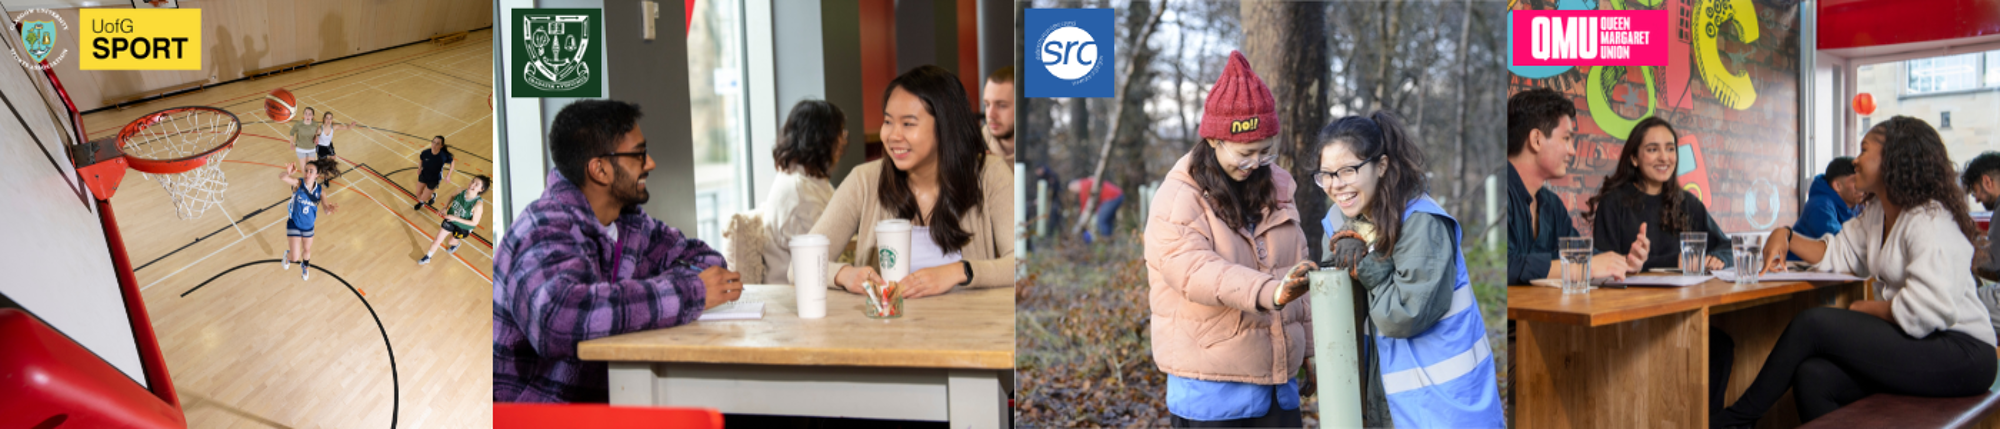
[789,234,829,319]
[875,219,913,282]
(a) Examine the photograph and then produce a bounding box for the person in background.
[493,100,745,403]
[809,65,1015,298]
[1794,157,1865,242]
[1028,164,1065,250]
[1144,50,1314,428]
[1313,111,1502,427]
[1070,177,1123,242]
[1505,87,1641,285]
[1961,151,2000,281]
[981,66,1015,165]
[1721,117,1995,427]
[731,100,847,284]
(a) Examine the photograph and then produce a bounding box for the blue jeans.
[1089,195,1123,241]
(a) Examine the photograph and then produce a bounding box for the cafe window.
[1906,53,1982,95]
[688,0,751,242]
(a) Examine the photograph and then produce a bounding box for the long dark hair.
[1871,116,1979,241]
[1316,111,1425,258]
[877,65,986,253]
[1583,117,1689,233]
[1188,139,1277,232]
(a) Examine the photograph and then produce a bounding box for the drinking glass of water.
[1732,233,1764,284]
[1680,232,1709,275]
[1560,237,1593,295]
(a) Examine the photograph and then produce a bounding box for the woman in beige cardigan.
[808,65,1015,298]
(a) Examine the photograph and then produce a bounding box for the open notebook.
[697,301,765,321]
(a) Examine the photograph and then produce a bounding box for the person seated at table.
[1312,111,1502,427]
[1579,116,1737,420]
[1720,116,1997,427]
[1794,157,1865,243]
[493,99,746,403]
[809,65,1015,298]
[1506,87,1643,285]
[1584,116,1732,271]
[1144,51,1314,427]
[727,100,847,284]
[1960,152,2000,281]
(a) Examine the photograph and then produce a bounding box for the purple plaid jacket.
[493,172,723,403]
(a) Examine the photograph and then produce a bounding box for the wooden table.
[1510,276,1866,428]
[578,284,1014,428]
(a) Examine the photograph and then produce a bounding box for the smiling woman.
[806,64,1015,300]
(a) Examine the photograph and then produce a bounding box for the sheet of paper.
[697,301,764,321]
[1713,270,1864,283]
[1605,275,1713,287]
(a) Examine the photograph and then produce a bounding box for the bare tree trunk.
[1241,1,1330,257]
[1074,1,1164,235]
[1372,0,1405,112]
[1453,0,1473,220]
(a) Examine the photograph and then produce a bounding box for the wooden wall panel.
[45,0,490,113]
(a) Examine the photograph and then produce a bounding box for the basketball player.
[420,175,488,265]
[291,107,320,172]
[314,111,363,160]
[413,135,456,210]
[282,158,341,280]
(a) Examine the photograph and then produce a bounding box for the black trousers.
[1170,399,1303,428]
[1716,307,1996,427]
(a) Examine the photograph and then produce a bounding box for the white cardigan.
[1814,200,1997,346]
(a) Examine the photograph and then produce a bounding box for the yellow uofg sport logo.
[79,9,200,70]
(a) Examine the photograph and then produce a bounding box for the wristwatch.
[1273,286,1287,311]
[959,261,974,286]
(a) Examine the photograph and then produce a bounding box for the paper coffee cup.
[875,219,913,282]
[789,234,829,319]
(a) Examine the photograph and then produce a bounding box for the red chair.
[0,309,185,428]
[495,403,723,429]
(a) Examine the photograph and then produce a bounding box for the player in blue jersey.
[282,158,342,280]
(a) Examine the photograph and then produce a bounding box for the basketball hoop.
[115,106,241,219]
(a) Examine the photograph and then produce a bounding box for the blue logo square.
[1024,8,1115,98]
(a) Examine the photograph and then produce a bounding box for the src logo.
[1024,8,1114,98]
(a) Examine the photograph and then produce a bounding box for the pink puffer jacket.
[1145,153,1314,385]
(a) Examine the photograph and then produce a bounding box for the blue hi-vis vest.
[1322,196,1503,428]
[290,182,323,229]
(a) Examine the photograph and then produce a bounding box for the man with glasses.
[494,99,746,403]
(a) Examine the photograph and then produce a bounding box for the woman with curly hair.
[1585,117,1732,271]
[1716,116,1996,427]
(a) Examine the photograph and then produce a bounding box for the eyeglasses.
[597,150,649,160]
[1312,158,1376,188]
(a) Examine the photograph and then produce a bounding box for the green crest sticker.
[511,9,602,98]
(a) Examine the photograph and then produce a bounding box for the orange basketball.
[264,89,297,122]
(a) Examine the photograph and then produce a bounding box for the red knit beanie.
[1199,50,1280,142]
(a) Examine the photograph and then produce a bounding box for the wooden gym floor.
[82,29,493,428]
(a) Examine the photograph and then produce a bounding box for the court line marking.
[338,163,492,281]
[176,259,401,429]
[355,79,474,125]
[139,183,354,291]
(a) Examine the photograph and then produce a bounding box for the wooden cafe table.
[1510,274,1866,428]
[578,284,1014,428]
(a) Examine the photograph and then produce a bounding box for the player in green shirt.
[420,175,489,265]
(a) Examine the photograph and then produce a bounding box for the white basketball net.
[119,109,239,220]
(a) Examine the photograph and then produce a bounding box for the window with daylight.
[1905,53,1981,95]
[688,0,752,242]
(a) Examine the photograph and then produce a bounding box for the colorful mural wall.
[1508,0,1801,234]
